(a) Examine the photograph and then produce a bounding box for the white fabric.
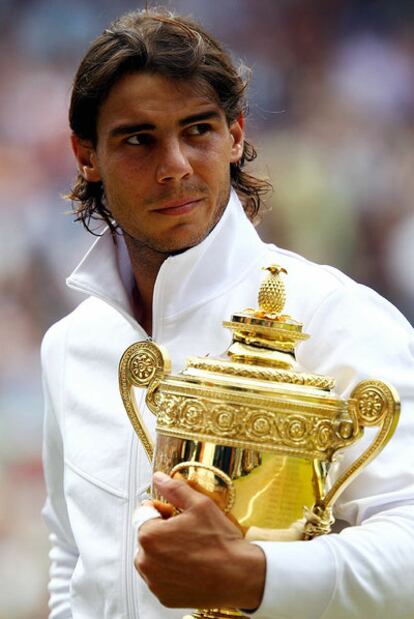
[132,504,162,531]
[41,191,414,619]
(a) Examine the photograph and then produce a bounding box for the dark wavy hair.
[67,8,271,234]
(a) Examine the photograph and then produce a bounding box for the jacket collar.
[66,190,268,323]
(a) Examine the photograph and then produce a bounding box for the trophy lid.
[182,265,336,394]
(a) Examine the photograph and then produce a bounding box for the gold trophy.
[119,266,400,619]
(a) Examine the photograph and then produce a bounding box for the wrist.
[229,540,266,611]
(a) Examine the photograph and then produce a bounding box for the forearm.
[253,504,414,619]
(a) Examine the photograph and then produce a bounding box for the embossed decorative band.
[155,390,355,459]
[185,357,335,390]
[223,319,309,340]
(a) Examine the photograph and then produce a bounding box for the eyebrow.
[178,110,221,126]
[108,110,222,138]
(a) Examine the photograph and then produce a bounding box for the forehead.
[96,72,224,133]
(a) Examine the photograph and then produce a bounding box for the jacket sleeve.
[41,324,78,618]
[250,283,414,619]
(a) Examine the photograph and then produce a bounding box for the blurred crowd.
[0,1,413,616]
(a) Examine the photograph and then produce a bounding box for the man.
[41,8,414,619]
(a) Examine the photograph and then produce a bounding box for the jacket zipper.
[71,254,167,618]
[126,426,140,619]
[125,262,165,618]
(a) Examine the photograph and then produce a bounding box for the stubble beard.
[113,183,231,259]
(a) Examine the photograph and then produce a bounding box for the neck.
[123,235,168,336]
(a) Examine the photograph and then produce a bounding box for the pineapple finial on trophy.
[258,265,288,315]
[222,263,308,370]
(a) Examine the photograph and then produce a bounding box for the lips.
[153,197,204,216]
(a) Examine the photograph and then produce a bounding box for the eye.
[125,133,153,146]
[186,123,211,136]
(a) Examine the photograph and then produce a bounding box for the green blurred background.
[1,1,414,616]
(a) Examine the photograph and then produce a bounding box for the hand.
[135,471,266,610]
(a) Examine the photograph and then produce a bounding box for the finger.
[153,471,208,512]
[151,499,176,519]
[141,498,175,518]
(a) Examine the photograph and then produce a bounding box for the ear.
[229,114,245,163]
[71,134,102,182]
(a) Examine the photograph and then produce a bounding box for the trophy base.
[183,609,246,618]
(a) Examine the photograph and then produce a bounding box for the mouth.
[153,197,205,216]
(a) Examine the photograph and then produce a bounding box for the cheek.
[102,160,150,202]
[99,147,151,182]
[192,142,233,176]
[204,136,232,159]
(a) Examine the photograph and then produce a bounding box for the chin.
[157,230,210,255]
[169,245,193,256]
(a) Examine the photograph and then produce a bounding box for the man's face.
[73,72,244,254]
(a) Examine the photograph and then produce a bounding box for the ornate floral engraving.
[129,350,159,385]
[119,341,168,462]
[286,416,307,442]
[351,379,398,427]
[210,405,239,437]
[316,420,335,449]
[357,389,384,423]
[180,400,206,431]
[155,391,357,459]
[156,392,181,426]
[131,351,155,381]
[247,412,272,439]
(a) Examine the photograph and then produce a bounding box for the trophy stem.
[183,609,246,618]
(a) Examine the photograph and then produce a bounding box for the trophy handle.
[305,379,400,538]
[169,461,236,513]
[118,341,170,463]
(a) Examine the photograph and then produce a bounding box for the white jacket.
[42,192,414,619]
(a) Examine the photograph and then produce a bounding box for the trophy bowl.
[119,266,400,619]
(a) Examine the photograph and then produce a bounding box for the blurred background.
[0,0,413,616]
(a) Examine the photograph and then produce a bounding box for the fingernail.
[153,471,170,485]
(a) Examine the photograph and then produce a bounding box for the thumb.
[153,471,207,512]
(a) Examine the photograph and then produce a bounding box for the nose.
[156,138,193,184]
